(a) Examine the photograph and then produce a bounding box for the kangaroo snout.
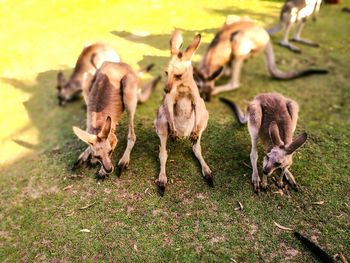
[164,85,171,93]
[103,164,114,174]
[58,97,66,106]
[164,80,173,92]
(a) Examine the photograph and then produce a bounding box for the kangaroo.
[194,16,327,101]
[154,30,212,195]
[56,43,120,106]
[268,0,323,53]
[57,43,159,106]
[220,93,307,192]
[71,62,139,178]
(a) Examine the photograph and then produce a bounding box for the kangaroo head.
[262,122,307,176]
[73,116,115,173]
[164,30,201,93]
[193,66,223,101]
[56,72,81,106]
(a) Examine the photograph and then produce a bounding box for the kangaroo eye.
[95,155,102,161]
[175,74,182,80]
[164,71,168,76]
[108,150,112,156]
[275,162,281,167]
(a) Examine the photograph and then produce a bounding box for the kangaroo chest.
[173,89,195,137]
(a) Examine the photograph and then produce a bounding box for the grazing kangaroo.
[71,62,139,178]
[57,43,120,106]
[57,43,159,106]
[268,0,323,53]
[194,16,327,101]
[154,30,212,195]
[220,93,307,192]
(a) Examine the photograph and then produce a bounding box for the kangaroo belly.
[174,98,194,137]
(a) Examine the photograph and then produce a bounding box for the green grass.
[0,0,349,261]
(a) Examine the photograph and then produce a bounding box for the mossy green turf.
[0,0,349,261]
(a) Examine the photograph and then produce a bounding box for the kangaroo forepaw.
[96,170,109,181]
[190,131,199,144]
[169,130,179,142]
[71,159,83,171]
[86,160,98,168]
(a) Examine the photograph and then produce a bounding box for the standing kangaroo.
[57,43,160,106]
[154,30,212,195]
[57,43,120,106]
[220,93,307,192]
[71,62,139,178]
[194,16,327,101]
[268,0,323,53]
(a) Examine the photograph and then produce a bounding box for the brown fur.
[72,62,138,178]
[57,43,160,106]
[195,16,327,100]
[154,31,212,195]
[57,43,120,106]
[252,93,295,147]
[221,93,307,192]
[194,17,269,99]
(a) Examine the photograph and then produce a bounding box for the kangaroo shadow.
[111,27,221,79]
[111,27,218,52]
[1,69,85,157]
[206,5,279,23]
[123,27,230,83]
[2,69,162,178]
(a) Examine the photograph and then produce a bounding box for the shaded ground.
[0,0,349,261]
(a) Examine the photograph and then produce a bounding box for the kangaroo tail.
[294,232,335,263]
[264,41,328,80]
[137,63,155,77]
[137,75,161,103]
[267,23,283,35]
[219,97,247,125]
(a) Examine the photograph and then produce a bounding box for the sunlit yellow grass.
[0,0,279,166]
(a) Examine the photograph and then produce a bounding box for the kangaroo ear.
[98,116,112,139]
[193,66,205,81]
[207,67,224,81]
[183,34,201,61]
[285,132,308,154]
[57,72,66,88]
[73,126,97,145]
[170,30,183,56]
[269,122,283,147]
